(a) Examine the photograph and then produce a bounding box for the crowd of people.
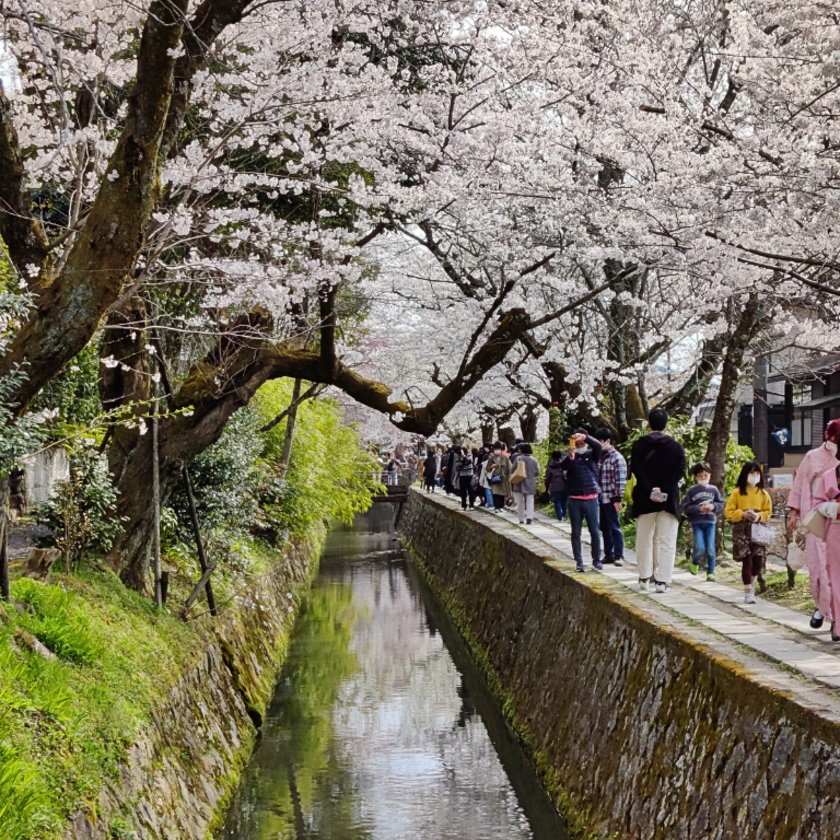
[418,408,792,609]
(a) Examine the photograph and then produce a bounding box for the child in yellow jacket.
[725,460,773,604]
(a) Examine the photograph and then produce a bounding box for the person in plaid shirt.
[594,428,627,566]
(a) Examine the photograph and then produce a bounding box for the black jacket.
[560,436,603,497]
[629,432,687,519]
[544,459,567,494]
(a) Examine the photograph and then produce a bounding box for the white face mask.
[576,446,590,455]
[827,441,838,455]
[697,479,710,487]
[747,474,761,487]
[493,450,501,455]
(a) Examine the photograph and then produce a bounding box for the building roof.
[768,351,840,382]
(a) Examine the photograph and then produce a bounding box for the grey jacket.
[511,455,541,495]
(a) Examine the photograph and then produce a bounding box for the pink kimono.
[812,466,840,627]
[788,442,839,620]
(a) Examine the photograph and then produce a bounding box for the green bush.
[254,381,382,538]
[620,415,754,497]
[37,448,125,571]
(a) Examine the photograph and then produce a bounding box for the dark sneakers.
[593,560,603,571]
[575,562,585,572]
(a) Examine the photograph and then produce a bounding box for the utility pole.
[753,355,769,470]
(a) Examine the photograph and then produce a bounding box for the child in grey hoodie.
[681,462,725,580]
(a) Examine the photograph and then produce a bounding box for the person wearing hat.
[788,419,840,629]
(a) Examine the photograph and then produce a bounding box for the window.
[792,408,812,448]
[792,383,811,405]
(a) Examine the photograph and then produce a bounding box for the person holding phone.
[629,409,687,593]
[560,430,603,572]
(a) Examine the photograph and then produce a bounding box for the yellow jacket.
[724,487,772,523]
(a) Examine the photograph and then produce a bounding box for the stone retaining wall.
[400,491,840,840]
[65,532,322,840]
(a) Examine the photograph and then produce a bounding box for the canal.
[218,506,568,840]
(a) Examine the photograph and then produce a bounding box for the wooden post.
[184,561,218,611]
[182,466,217,616]
[152,378,162,609]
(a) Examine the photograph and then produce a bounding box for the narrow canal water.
[218,506,568,840]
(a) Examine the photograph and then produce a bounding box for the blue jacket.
[560,436,603,497]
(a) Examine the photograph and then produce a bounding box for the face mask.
[576,446,590,455]
[493,449,501,455]
[827,441,838,456]
[747,474,761,487]
[697,479,709,487]
[600,442,611,451]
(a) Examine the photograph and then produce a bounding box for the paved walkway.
[428,493,840,693]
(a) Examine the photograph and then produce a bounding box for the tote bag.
[751,522,776,546]
[510,459,527,485]
[802,507,828,540]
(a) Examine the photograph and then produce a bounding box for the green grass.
[0,569,207,840]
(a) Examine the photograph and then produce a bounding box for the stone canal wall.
[64,533,322,840]
[400,491,840,840]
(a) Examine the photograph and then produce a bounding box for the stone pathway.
[430,494,840,692]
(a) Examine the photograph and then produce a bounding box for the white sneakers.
[639,578,667,593]
[654,581,668,594]
[639,578,650,592]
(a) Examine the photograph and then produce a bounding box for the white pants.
[515,493,535,523]
[635,511,680,583]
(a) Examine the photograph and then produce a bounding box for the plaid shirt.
[599,446,627,504]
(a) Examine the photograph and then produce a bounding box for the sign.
[772,428,790,447]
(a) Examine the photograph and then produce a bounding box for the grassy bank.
[0,568,210,840]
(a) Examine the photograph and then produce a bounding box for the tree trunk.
[519,405,539,443]
[0,478,9,601]
[704,296,765,552]
[281,379,302,468]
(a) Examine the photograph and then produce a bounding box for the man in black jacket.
[630,409,687,593]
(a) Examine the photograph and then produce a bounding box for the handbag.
[750,522,776,546]
[510,459,527,485]
[787,542,806,572]
[802,507,828,540]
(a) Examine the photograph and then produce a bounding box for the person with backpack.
[630,409,687,593]
[593,427,627,566]
[725,461,773,604]
[561,431,603,572]
[544,451,568,522]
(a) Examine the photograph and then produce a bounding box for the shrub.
[37,448,124,571]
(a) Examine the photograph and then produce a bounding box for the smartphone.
[569,437,577,449]
[650,489,668,502]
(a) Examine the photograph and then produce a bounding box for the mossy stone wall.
[64,533,322,840]
[400,492,840,840]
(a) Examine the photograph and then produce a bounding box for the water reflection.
[218,516,567,840]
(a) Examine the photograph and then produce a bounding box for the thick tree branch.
[0,81,51,287]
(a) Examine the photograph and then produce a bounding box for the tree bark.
[704,296,764,487]
[0,478,9,601]
[280,379,303,468]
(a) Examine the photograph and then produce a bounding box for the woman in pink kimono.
[812,464,840,641]
[788,420,840,629]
